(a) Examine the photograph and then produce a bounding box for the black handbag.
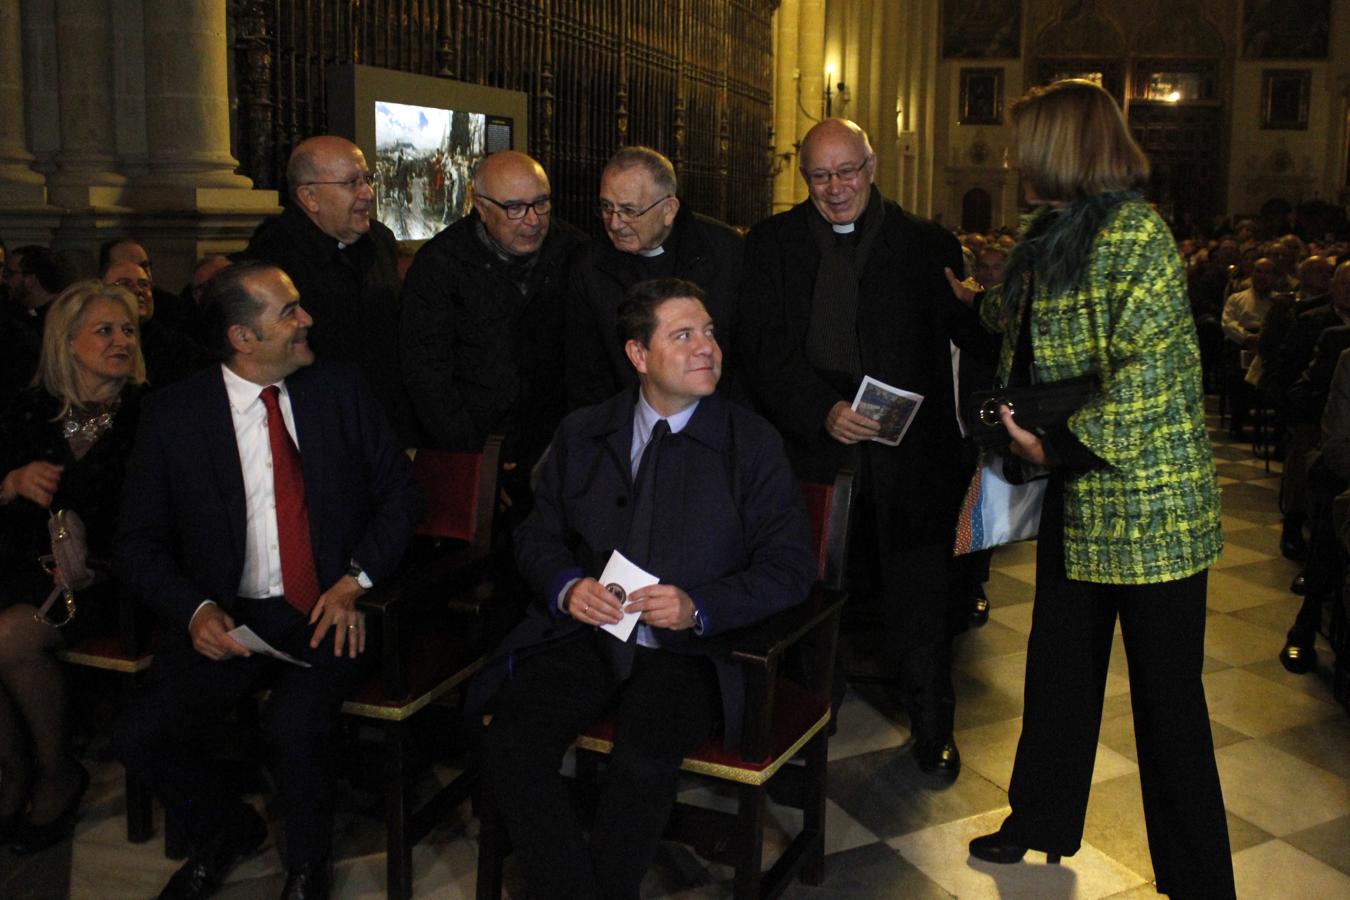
[962,374,1099,450]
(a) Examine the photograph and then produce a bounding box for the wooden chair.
[476,470,855,900]
[57,589,157,843]
[343,436,503,899]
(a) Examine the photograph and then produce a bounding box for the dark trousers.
[481,632,720,900]
[113,597,364,868]
[1002,479,1235,899]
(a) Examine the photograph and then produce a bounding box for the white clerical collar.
[831,222,856,234]
[637,245,665,258]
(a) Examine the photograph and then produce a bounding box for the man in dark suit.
[246,136,419,445]
[115,261,422,900]
[566,146,744,408]
[475,278,816,899]
[740,118,994,780]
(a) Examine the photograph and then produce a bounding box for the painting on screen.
[375,100,486,241]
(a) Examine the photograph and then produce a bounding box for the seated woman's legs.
[0,604,83,824]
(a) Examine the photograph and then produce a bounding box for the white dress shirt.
[222,363,299,599]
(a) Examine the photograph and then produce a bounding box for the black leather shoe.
[969,831,1062,865]
[1280,530,1308,562]
[280,860,332,900]
[1280,632,1317,674]
[1290,573,1307,595]
[970,587,990,627]
[13,763,90,854]
[915,737,961,781]
[157,807,266,900]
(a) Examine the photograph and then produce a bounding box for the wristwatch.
[346,559,373,589]
[691,605,706,635]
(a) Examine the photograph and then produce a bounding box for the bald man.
[740,118,995,781]
[246,135,419,444]
[400,150,584,522]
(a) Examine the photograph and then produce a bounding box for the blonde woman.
[948,81,1234,897]
[0,280,144,852]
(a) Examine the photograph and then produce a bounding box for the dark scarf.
[1000,190,1140,322]
[474,218,541,295]
[805,186,885,379]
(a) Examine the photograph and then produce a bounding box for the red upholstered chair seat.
[575,678,831,785]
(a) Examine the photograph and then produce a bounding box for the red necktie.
[260,386,320,616]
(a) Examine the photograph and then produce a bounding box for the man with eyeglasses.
[247,135,419,445]
[401,149,584,529]
[741,118,994,782]
[99,237,198,338]
[567,146,744,409]
[102,259,202,389]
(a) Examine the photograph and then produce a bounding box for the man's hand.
[999,404,1047,466]
[565,577,625,626]
[309,577,368,657]
[944,266,981,307]
[498,461,518,512]
[826,401,880,445]
[625,584,697,631]
[1,461,64,507]
[189,604,251,661]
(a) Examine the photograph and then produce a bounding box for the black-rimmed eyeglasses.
[478,195,552,220]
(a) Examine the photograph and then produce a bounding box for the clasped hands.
[188,577,369,661]
[565,577,696,631]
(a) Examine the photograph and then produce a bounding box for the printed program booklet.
[851,375,924,446]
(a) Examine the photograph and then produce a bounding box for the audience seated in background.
[471,278,815,900]
[0,280,145,854]
[100,238,197,337]
[1223,256,1284,437]
[102,259,203,389]
[113,261,422,900]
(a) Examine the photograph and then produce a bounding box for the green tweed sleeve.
[1065,204,1197,468]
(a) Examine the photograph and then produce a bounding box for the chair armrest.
[709,587,845,760]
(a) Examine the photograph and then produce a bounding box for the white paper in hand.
[597,550,659,643]
[227,624,313,668]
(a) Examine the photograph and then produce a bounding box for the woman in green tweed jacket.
[951,80,1235,899]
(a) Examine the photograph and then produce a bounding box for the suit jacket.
[117,362,423,631]
[741,192,994,549]
[566,206,744,409]
[468,387,816,748]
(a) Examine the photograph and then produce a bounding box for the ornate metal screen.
[229,0,776,232]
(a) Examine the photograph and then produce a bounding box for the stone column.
[136,0,258,204]
[47,0,127,208]
[772,0,802,212]
[0,2,47,206]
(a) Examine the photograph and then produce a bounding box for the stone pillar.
[0,2,47,206]
[772,0,802,211]
[47,0,128,208]
[135,0,260,206]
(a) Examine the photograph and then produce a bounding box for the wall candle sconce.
[824,72,850,118]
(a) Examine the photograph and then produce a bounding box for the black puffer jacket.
[399,212,584,470]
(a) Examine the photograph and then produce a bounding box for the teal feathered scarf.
[1000,191,1140,320]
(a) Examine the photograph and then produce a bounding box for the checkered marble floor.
[5,417,1348,899]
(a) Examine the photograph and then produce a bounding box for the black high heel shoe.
[969,831,1062,864]
[13,763,90,854]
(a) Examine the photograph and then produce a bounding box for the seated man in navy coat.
[115,261,422,900]
[475,277,816,899]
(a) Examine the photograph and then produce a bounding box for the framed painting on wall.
[1261,69,1310,130]
[1243,0,1329,59]
[960,69,1004,125]
[942,0,1020,59]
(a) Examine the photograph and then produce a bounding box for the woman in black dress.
[0,280,144,852]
